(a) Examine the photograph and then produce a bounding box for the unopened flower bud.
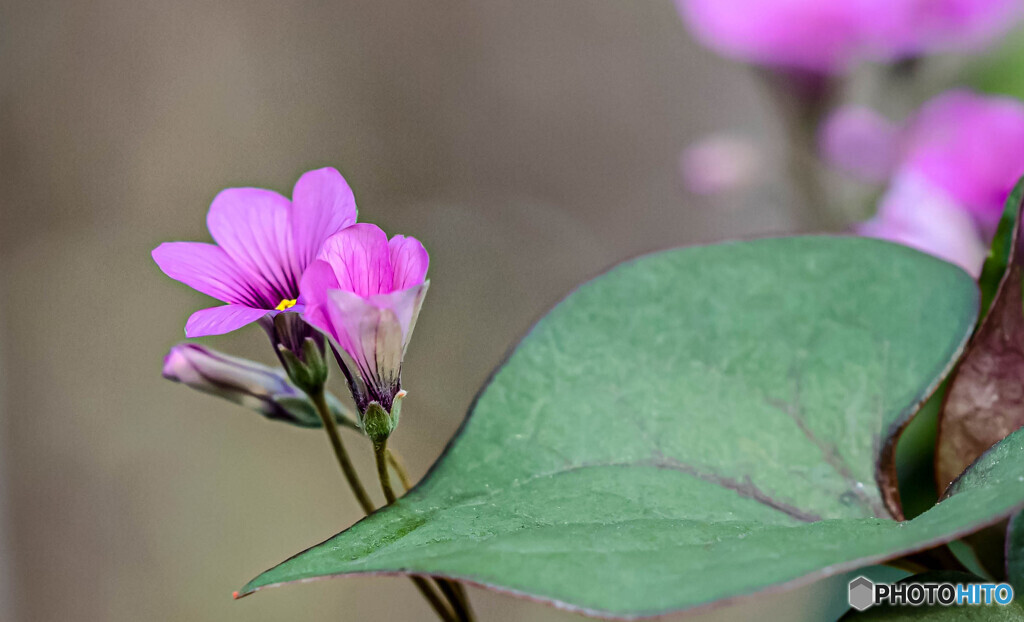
[361,391,406,444]
[163,343,354,429]
[276,337,329,396]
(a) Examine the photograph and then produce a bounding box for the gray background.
[0,1,837,620]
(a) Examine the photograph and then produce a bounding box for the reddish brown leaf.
[936,188,1024,493]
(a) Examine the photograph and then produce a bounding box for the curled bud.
[162,343,355,429]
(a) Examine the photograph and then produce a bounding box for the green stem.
[386,448,414,491]
[374,439,398,505]
[436,579,474,622]
[409,577,458,622]
[375,440,472,621]
[309,393,454,622]
[388,453,473,622]
[754,68,845,232]
[310,390,374,515]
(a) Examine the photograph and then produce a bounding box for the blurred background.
[2,1,1022,621]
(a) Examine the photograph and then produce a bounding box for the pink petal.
[290,167,359,268]
[298,259,341,337]
[388,235,429,290]
[901,90,1024,233]
[367,282,429,353]
[317,224,393,297]
[818,106,902,183]
[207,187,296,304]
[184,305,269,338]
[152,242,257,305]
[679,134,763,196]
[675,0,881,73]
[869,0,1024,57]
[323,289,390,385]
[857,173,988,277]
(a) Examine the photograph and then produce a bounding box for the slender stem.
[386,448,414,492]
[374,440,398,504]
[310,390,375,514]
[448,582,473,622]
[387,449,475,621]
[375,441,473,621]
[436,580,473,622]
[754,68,845,232]
[309,393,454,622]
[410,577,458,622]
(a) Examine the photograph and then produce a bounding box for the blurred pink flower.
[675,0,1023,73]
[680,134,764,196]
[818,106,902,183]
[675,0,878,73]
[874,0,1024,58]
[152,168,357,337]
[299,223,429,412]
[823,91,1024,233]
[857,173,988,276]
[900,91,1024,232]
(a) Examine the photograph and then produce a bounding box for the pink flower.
[676,0,878,73]
[675,0,1022,73]
[873,0,1024,59]
[152,168,357,337]
[679,134,764,196]
[899,91,1024,233]
[818,106,902,183]
[299,223,429,413]
[823,91,1024,233]
[857,173,988,276]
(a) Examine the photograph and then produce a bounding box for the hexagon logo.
[848,576,875,611]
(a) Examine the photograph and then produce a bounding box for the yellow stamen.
[275,298,297,311]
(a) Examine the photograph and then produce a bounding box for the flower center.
[275,298,297,311]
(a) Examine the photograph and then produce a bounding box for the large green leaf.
[238,237,1024,618]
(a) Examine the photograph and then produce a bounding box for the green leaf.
[936,179,1024,493]
[839,571,1024,621]
[977,179,1024,320]
[239,237,1021,618]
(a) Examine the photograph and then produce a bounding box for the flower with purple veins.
[299,223,429,417]
[152,167,357,338]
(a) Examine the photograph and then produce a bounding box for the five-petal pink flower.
[299,223,429,412]
[152,167,357,337]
